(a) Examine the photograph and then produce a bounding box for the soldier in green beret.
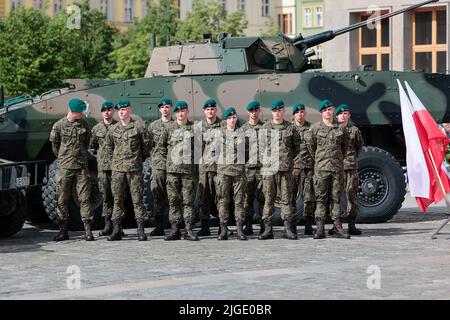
[147,97,173,236]
[241,100,265,235]
[259,99,301,240]
[50,98,94,241]
[105,99,152,241]
[216,107,247,240]
[196,98,222,237]
[291,102,315,236]
[307,99,350,239]
[334,104,364,235]
[90,101,118,237]
[157,101,198,241]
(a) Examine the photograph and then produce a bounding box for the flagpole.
[426,149,450,239]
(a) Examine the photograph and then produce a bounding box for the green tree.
[261,17,281,37]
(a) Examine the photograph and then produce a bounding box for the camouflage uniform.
[342,123,363,218]
[105,119,151,221]
[148,118,173,219]
[307,121,348,221]
[242,120,265,225]
[157,120,197,223]
[50,117,93,223]
[292,121,315,220]
[90,119,117,219]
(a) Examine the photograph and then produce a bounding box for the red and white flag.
[397,79,450,212]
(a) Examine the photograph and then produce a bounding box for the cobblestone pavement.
[1,194,449,300]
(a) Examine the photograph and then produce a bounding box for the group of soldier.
[49,95,363,242]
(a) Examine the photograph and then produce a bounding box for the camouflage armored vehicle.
[0,0,445,230]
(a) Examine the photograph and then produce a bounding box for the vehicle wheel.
[42,160,103,231]
[0,190,27,238]
[356,146,406,223]
[26,187,50,223]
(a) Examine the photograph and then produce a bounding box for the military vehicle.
[0,0,445,231]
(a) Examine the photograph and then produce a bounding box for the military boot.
[258,221,273,240]
[348,217,362,235]
[53,220,69,242]
[107,219,123,241]
[99,216,112,236]
[164,221,181,241]
[243,217,254,236]
[313,219,325,239]
[332,217,351,239]
[196,219,211,237]
[150,215,165,236]
[283,219,298,240]
[83,221,95,241]
[217,222,228,240]
[236,221,247,240]
[184,222,199,241]
[304,216,315,236]
[136,219,148,241]
[259,221,265,235]
[290,217,298,236]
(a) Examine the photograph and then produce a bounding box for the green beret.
[101,101,114,111]
[246,100,260,111]
[68,99,87,113]
[271,99,285,110]
[223,107,237,120]
[318,99,334,112]
[335,104,350,115]
[116,99,131,109]
[292,102,305,114]
[173,100,188,112]
[158,97,172,107]
[203,99,217,109]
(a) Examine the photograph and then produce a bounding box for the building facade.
[296,0,324,66]
[323,0,449,73]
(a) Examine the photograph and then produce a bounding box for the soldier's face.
[204,107,217,120]
[442,123,450,133]
[248,108,260,121]
[118,107,132,121]
[294,110,306,123]
[272,108,285,122]
[226,114,237,128]
[159,104,171,118]
[321,106,335,121]
[176,108,188,121]
[337,111,351,124]
[69,111,83,120]
[102,108,114,121]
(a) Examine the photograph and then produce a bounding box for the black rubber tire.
[26,187,50,223]
[0,190,27,238]
[356,146,406,223]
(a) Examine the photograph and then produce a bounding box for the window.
[32,0,43,10]
[125,0,134,22]
[237,0,246,15]
[278,13,292,35]
[316,6,323,27]
[53,0,64,14]
[11,0,23,10]
[315,45,323,60]
[100,0,109,19]
[358,11,390,71]
[261,0,269,17]
[304,8,312,28]
[413,7,447,73]
[220,0,227,13]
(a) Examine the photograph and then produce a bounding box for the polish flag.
[398,79,450,212]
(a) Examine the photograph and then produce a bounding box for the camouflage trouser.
[217,174,246,223]
[244,167,264,222]
[262,171,294,223]
[167,173,196,223]
[313,170,343,221]
[98,170,113,218]
[56,168,93,222]
[150,169,167,217]
[111,171,147,221]
[342,169,359,218]
[292,168,316,218]
[198,170,218,220]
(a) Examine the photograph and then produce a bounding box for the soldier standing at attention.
[259,99,300,240]
[217,107,247,240]
[335,104,363,235]
[157,101,198,241]
[196,98,222,237]
[90,101,117,237]
[50,98,93,241]
[147,97,173,236]
[106,100,151,241]
[241,101,265,235]
[307,99,350,239]
[291,102,315,236]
